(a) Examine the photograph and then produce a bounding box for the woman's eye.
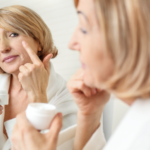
[80,28,87,34]
[10,33,19,37]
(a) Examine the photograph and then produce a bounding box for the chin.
[84,76,96,88]
[1,66,19,74]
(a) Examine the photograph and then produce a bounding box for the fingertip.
[22,41,27,47]
[55,113,63,127]
[49,54,53,59]
[91,88,97,95]
[58,113,62,121]
[51,113,62,129]
[43,54,53,62]
[97,89,102,92]
[85,91,91,97]
[0,106,3,114]
[46,54,53,61]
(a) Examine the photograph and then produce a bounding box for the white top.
[56,98,150,150]
[0,62,78,150]
[57,123,106,150]
[103,98,150,150]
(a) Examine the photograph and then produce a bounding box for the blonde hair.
[0,5,58,61]
[74,0,150,100]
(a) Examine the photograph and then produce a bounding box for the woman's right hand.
[0,105,3,115]
[67,69,110,116]
[67,69,110,150]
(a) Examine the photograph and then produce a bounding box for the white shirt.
[0,62,78,150]
[57,99,150,150]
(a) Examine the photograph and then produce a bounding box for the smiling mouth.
[3,55,19,63]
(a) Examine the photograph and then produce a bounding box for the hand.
[67,69,110,150]
[18,41,53,103]
[11,112,62,150]
[0,105,3,114]
[67,69,110,116]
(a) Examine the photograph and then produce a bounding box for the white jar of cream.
[26,103,56,130]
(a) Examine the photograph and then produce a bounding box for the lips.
[3,55,19,63]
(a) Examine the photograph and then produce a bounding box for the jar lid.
[26,103,56,115]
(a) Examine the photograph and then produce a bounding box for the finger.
[22,41,42,65]
[19,65,29,75]
[0,110,2,114]
[46,113,62,146]
[91,88,97,95]
[18,72,23,82]
[68,80,92,97]
[43,54,53,74]
[0,105,3,110]
[0,105,3,114]
[24,63,35,72]
[97,88,102,92]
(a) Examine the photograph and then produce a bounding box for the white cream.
[26,103,56,130]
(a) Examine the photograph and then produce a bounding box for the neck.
[121,98,136,106]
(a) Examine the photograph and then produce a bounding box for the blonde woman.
[10,0,150,150]
[0,5,78,150]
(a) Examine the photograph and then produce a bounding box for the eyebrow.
[77,11,89,23]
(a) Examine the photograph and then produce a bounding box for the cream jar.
[26,103,56,130]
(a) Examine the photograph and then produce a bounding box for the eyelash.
[80,28,87,34]
[10,33,19,37]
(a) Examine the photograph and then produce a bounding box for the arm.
[67,69,110,150]
[18,41,53,103]
[74,111,101,150]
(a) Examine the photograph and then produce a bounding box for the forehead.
[77,0,98,26]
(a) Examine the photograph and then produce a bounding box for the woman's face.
[0,28,41,74]
[69,0,114,89]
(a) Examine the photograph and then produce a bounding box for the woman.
[10,0,150,150]
[0,5,78,150]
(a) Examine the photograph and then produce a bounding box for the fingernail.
[58,113,62,119]
[87,92,91,97]
[92,89,97,94]
[97,89,102,92]
[50,54,53,59]
[22,41,27,47]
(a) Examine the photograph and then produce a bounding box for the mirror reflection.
[0,3,78,149]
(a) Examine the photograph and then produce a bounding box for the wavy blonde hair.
[0,5,58,61]
[74,0,150,100]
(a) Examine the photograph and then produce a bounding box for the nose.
[68,28,80,51]
[0,38,11,53]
